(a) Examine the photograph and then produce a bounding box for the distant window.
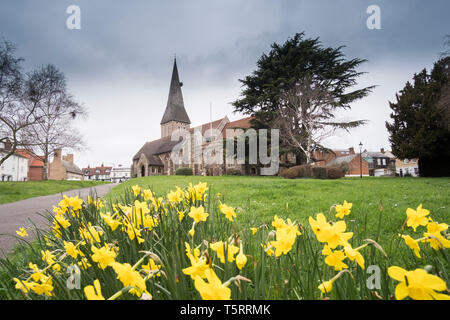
[382,159,386,166]
[404,159,409,164]
[158,167,162,173]
[377,159,381,165]
[0,142,4,148]
[412,159,417,163]
[95,169,100,174]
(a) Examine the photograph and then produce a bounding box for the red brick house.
[15,149,45,181]
[312,147,370,176]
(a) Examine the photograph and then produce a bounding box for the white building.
[111,164,131,183]
[0,142,29,181]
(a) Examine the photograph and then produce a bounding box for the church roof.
[160,59,191,125]
[132,135,182,164]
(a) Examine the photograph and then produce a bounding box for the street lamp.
[359,142,363,178]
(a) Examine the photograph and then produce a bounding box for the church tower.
[160,58,191,138]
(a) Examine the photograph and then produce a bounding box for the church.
[131,59,257,177]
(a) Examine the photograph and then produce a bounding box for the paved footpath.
[0,183,117,256]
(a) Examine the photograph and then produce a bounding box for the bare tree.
[274,75,367,164]
[22,64,87,179]
[0,41,42,166]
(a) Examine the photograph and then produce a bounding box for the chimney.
[54,148,62,161]
[349,147,355,155]
[380,148,385,154]
[66,154,74,164]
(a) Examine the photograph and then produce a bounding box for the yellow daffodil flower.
[91,245,117,269]
[84,279,105,300]
[388,266,450,300]
[219,203,237,222]
[406,204,430,232]
[16,227,28,238]
[335,200,352,219]
[188,206,209,223]
[194,268,231,300]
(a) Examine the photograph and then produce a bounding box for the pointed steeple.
[160,58,191,125]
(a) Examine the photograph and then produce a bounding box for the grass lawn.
[107,176,450,242]
[0,180,109,205]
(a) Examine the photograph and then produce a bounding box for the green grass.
[107,176,450,235]
[0,180,109,205]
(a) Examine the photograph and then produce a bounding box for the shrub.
[283,167,298,179]
[288,165,313,178]
[226,169,242,176]
[175,167,193,175]
[338,161,350,175]
[312,166,328,179]
[327,166,344,179]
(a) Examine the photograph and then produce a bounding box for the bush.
[226,169,242,176]
[312,166,328,179]
[338,161,350,175]
[175,167,193,175]
[283,167,298,179]
[327,166,344,179]
[288,165,313,178]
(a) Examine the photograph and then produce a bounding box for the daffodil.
[318,280,334,294]
[219,203,237,222]
[64,241,82,259]
[309,213,353,249]
[388,266,450,300]
[84,279,105,300]
[210,241,239,263]
[343,244,365,269]
[323,247,348,271]
[54,214,71,229]
[142,259,162,278]
[194,268,231,300]
[110,262,148,297]
[100,212,121,231]
[16,227,28,237]
[236,243,247,270]
[142,189,154,201]
[400,235,421,258]
[406,204,430,232]
[335,200,352,219]
[188,206,209,223]
[132,184,141,197]
[91,245,117,269]
[14,278,36,294]
[183,257,210,279]
[250,227,258,235]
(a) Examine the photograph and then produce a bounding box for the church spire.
[160,58,191,125]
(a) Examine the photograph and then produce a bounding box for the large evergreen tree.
[232,32,374,164]
[386,57,450,177]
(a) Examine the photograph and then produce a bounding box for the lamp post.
[359,142,363,178]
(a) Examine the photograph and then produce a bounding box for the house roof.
[362,151,390,158]
[160,59,191,125]
[82,165,113,176]
[15,149,45,167]
[224,116,253,130]
[61,160,82,175]
[328,154,358,166]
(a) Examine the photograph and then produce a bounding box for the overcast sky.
[1,0,449,169]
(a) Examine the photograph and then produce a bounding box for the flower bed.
[2,182,449,300]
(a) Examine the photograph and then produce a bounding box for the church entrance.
[141,165,145,177]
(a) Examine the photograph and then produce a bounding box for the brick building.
[49,149,83,180]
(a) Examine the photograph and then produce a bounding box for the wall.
[0,153,29,181]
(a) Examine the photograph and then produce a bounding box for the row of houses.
[0,143,131,182]
[312,147,419,177]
